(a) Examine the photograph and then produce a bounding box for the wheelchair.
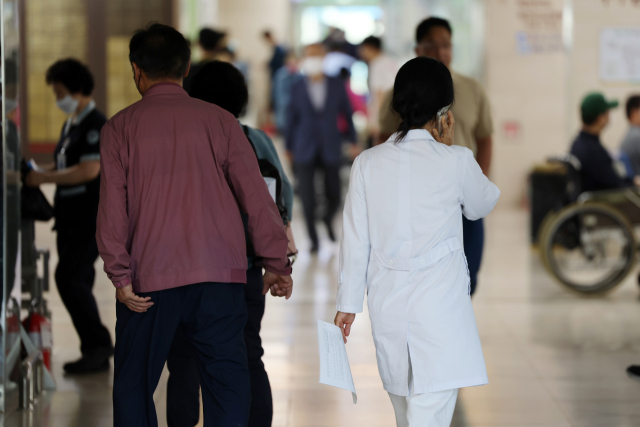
[534,156,640,295]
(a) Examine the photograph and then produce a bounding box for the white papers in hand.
[317,319,357,404]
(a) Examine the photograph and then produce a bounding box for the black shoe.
[627,365,640,382]
[324,219,336,242]
[63,347,112,374]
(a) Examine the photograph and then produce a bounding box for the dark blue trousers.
[113,282,250,427]
[462,216,485,296]
[166,267,273,427]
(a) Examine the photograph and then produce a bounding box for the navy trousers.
[56,227,113,354]
[462,216,485,296]
[166,267,273,427]
[113,282,250,427]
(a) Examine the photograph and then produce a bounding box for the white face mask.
[56,95,79,115]
[301,56,324,77]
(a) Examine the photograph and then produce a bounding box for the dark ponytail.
[391,57,455,143]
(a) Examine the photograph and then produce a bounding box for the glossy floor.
[4,188,640,426]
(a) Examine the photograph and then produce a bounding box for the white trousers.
[387,349,458,427]
[388,389,458,427]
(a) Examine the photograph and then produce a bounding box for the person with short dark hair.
[165,60,295,427]
[182,27,227,92]
[378,17,494,297]
[358,35,398,145]
[335,57,499,426]
[96,24,293,427]
[570,92,631,192]
[26,58,112,374]
[619,95,640,176]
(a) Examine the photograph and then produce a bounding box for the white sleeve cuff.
[336,304,363,314]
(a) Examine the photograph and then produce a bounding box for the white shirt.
[305,78,327,112]
[367,54,399,129]
[337,129,500,395]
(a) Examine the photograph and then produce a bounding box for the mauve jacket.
[96,82,291,293]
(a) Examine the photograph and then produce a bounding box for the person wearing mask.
[570,93,632,192]
[619,95,640,176]
[165,60,295,427]
[182,27,226,93]
[286,43,357,252]
[335,57,500,426]
[97,24,293,426]
[358,36,398,146]
[379,17,494,297]
[26,58,112,374]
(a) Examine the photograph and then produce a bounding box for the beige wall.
[485,0,567,207]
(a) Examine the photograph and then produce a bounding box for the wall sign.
[600,27,640,83]
[515,0,563,55]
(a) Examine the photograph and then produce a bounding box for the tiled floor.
[3,170,640,426]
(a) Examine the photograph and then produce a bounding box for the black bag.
[242,125,288,223]
[241,125,288,260]
[21,160,54,221]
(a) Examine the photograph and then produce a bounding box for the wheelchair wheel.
[539,202,636,294]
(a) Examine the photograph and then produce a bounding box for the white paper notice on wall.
[317,319,357,404]
[600,27,640,83]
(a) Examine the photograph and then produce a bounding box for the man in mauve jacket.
[96,24,293,427]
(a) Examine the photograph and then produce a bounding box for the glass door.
[1,0,22,413]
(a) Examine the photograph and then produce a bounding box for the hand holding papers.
[317,320,357,404]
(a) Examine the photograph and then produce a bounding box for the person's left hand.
[262,271,294,299]
[431,111,455,146]
[25,171,46,187]
[334,312,356,343]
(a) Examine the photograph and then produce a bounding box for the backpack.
[241,125,288,259]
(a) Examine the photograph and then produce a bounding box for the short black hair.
[129,23,191,80]
[45,58,94,96]
[199,28,226,51]
[361,36,382,50]
[416,17,452,44]
[391,57,455,142]
[626,95,640,119]
[189,61,248,118]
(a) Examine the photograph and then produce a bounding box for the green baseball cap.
[581,92,618,122]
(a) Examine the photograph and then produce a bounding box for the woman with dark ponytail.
[334,57,501,426]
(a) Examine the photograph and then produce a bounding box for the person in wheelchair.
[570,92,634,192]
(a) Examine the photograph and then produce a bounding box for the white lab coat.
[337,129,500,396]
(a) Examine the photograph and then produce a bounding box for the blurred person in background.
[166,60,295,427]
[619,95,640,176]
[359,36,398,147]
[26,58,112,374]
[182,28,227,92]
[98,24,292,426]
[262,30,287,87]
[273,52,302,134]
[322,41,357,78]
[286,43,357,252]
[379,17,494,296]
[570,93,633,192]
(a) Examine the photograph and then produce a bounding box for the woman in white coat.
[334,57,500,427]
